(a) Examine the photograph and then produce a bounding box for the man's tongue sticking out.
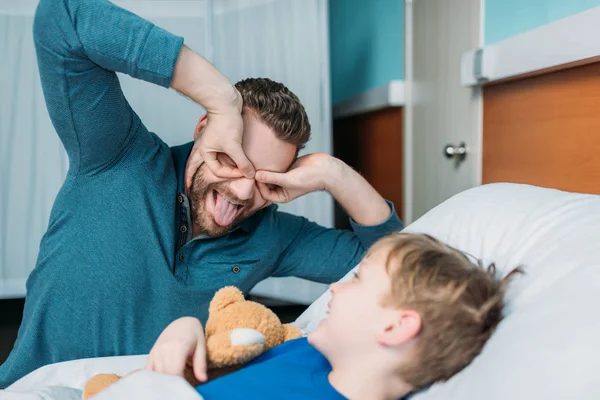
[214,192,238,227]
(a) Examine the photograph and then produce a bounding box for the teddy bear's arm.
[206,329,265,369]
[283,324,303,342]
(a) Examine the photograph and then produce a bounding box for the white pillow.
[294,183,600,400]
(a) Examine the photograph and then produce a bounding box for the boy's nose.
[329,282,340,295]
[229,177,255,201]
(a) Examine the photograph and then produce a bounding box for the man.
[0,0,402,388]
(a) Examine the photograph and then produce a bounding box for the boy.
[146,233,518,399]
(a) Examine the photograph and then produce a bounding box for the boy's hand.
[145,317,208,383]
[255,153,335,203]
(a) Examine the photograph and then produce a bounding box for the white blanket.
[0,371,201,400]
[5,355,147,393]
[0,387,82,400]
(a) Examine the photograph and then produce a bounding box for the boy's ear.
[194,114,209,141]
[376,309,421,347]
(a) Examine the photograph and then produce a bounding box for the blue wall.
[329,0,404,104]
[486,0,600,44]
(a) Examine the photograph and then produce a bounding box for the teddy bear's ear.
[209,286,245,313]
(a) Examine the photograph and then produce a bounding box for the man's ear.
[194,114,209,141]
[376,309,421,347]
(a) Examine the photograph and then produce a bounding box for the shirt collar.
[171,141,193,196]
[170,142,263,236]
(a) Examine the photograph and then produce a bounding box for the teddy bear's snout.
[230,328,265,346]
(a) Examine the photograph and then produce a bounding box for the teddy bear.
[82,286,303,399]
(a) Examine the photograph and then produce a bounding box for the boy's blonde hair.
[372,233,520,390]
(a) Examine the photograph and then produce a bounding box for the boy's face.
[309,245,411,360]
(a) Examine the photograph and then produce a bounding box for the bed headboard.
[481,62,600,194]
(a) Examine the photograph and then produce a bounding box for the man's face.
[188,111,297,236]
[308,246,398,360]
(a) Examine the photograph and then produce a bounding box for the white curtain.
[0,2,69,298]
[0,0,332,303]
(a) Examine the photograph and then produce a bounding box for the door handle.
[444,142,467,160]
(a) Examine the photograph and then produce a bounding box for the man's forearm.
[37,0,239,115]
[34,0,191,174]
[325,158,392,226]
[171,46,241,115]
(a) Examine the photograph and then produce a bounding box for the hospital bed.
[2,182,600,399]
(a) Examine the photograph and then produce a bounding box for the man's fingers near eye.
[201,150,217,162]
[185,165,197,188]
[185,154,203,188]
[237,163,255,179]
[257,183,278,201]
[226,148,255,179]
[256,171,286,187]
[204,159,243,179]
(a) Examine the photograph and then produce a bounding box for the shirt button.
[180,225,187,233]
[179,253,185,262]
[177,194,184,203]
[232,266,241,274]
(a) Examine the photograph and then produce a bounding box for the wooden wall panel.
[333,107,403,229]
[483,62,600,194]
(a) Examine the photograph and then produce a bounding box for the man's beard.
[188,168,253,236]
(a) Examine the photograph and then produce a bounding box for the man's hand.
[184,108,255,190]
[255,153,333,203]
[257,153,392,226]
[171,46,255,188]
[145,317,208,383]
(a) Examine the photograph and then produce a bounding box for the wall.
[333,107,404,229]
[329,0,404,104]
[485,0,600,44]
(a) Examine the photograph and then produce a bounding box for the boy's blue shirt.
[0,0,403,388]
[197,338,347,400]
[198,338,419,400]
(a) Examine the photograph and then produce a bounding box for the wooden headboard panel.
[482,62,600,194]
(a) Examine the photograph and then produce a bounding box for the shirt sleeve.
[273,201,403,283]
[33,0,184,175]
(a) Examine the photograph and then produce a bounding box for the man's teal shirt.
[0,0,403,388]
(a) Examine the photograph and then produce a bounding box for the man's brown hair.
[372,233,520,390]
[235,78,311,154]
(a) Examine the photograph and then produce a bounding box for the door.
[404,0,482,222]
